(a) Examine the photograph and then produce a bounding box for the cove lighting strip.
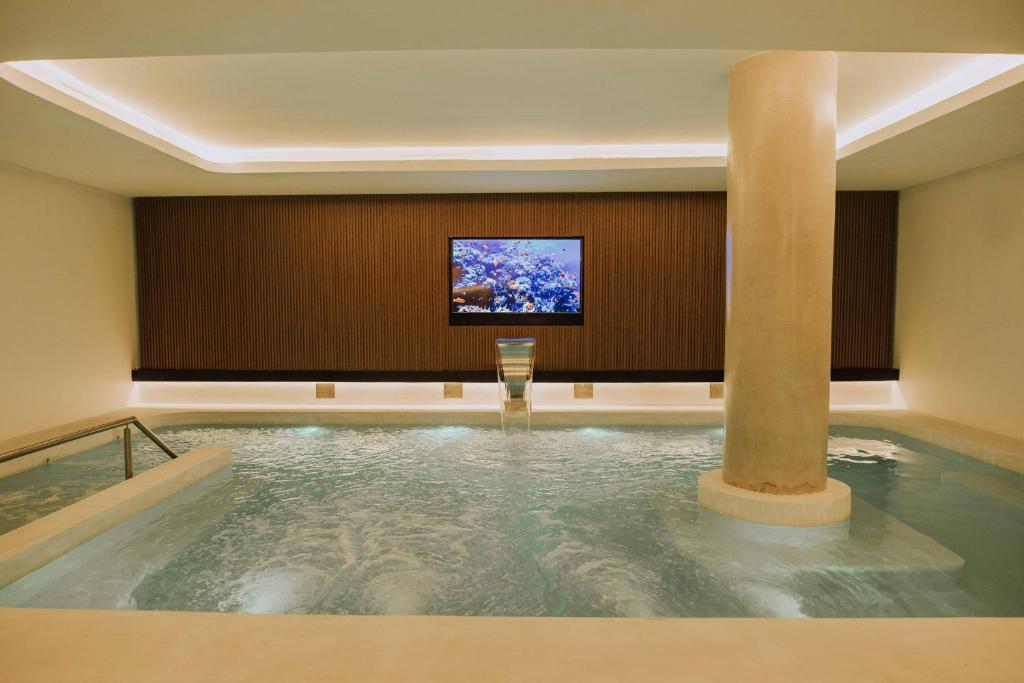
[836,54,1024,152]
[0,59,725,169]
[2,54,1023,172]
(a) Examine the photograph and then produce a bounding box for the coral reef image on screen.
[451,238,582,314]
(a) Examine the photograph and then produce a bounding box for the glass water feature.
[495,338,535,435]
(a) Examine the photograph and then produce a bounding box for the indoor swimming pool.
[1,423,1022,618]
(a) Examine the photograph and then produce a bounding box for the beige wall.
[896,154,1024,440]
[0,162,135,442]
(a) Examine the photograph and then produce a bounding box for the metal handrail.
[0,416,177,480]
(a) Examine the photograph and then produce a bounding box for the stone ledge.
[698,469,852,526]
[0,445,231,588]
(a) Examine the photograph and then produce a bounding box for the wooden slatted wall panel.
[831,191,899,369]
[135,191,895,373]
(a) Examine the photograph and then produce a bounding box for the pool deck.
[1,608,1022,682]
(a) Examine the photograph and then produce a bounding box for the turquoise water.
[1,424,1022,617]
[0,436,171,534]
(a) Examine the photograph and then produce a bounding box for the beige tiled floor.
[1,608,1022,682]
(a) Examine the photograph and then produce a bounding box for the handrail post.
[122,425,133,479]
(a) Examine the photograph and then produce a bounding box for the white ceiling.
[50,50,748,149]
[0,1,1022,196]
[3,1,1023,60]
[25,50,973,150]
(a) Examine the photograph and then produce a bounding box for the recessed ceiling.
[2,50,1021,176]
[21,50,750,149]
[3,1,1023,60]
[5,50,984,148]
[1,0,1023,196]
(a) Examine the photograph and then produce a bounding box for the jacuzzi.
[2,419,1021,618]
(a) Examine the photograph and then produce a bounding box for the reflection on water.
[1,424,1022,617]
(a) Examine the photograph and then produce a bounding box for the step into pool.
[1,424,1021,617]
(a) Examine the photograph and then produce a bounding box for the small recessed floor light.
[574,383,594,400]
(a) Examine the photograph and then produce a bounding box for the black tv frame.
[448,236,584,326]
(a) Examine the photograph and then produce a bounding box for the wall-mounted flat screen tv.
[449,237,583,326]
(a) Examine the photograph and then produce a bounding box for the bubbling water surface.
[1,424,1022,617]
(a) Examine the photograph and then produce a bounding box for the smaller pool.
[0,436,170,535]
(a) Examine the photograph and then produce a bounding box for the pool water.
[0,436,171,535]
[1,424,1022,618]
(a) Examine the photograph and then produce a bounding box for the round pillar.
[699,51,851,526]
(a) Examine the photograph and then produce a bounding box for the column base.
[698,470,851,527]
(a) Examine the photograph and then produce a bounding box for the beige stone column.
[699,51,851,527]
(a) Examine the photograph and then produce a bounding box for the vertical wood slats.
[831,191,899,369]
[135,191,896,373]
